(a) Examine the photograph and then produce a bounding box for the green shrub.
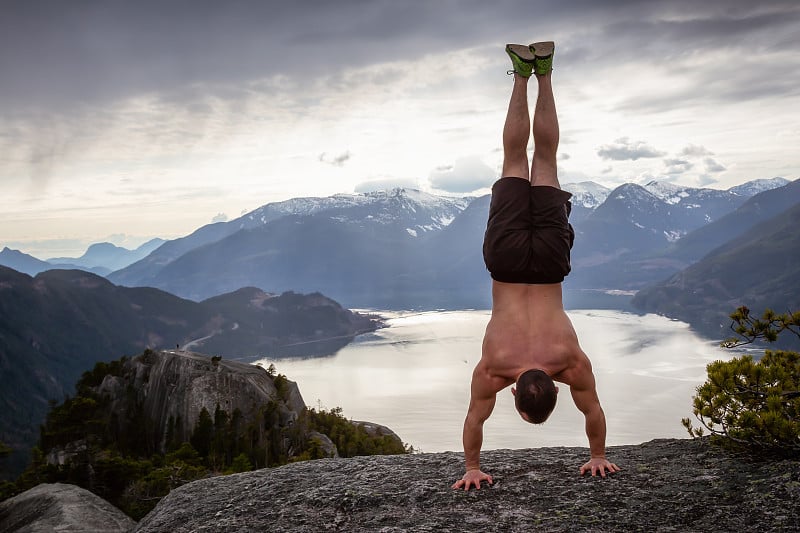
[683,307,800,454]
[227,453,253,473]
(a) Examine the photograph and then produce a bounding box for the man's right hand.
[452,468,493,491]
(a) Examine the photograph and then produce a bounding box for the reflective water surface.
[255,309,730,453]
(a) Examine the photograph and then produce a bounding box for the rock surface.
[136,438,800,532]
[0,482,136,533]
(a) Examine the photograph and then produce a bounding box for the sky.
[1,0,798,258]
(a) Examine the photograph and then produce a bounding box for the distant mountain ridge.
[632,200,800,338]
[47,238,165,272]
[654,178,800,264]
[101,178,795,308]
[0,239,165,277]
[0,247,52,277]
[557,179,770,290]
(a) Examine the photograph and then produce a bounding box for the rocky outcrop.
[97,349,304,451]
[0,483,136,533]
[136,439,800,532]
[46,349,403,466]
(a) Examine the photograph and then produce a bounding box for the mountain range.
[95,177,790,307]
[0,266,377,474]
[631,199,800,339]
[1,176,794,315]
[0,239,164,277]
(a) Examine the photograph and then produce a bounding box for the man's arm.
[569,358,620,478]
[452,365,498,490]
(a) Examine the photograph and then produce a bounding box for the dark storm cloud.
[5,0,797,114]
[0,0,516,112]
[589,3,800,112]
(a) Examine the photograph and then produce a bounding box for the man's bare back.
[483,281,582,384]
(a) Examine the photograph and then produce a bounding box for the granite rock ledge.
[136,438,800,532]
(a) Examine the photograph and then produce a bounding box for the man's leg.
[530,70,560,188]
[502,73,531,181]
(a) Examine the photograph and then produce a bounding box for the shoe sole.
[506,43,535,62]
[530,41,554,59]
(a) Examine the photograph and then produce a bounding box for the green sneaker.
[505,44,535,77]
[529,41,555,75]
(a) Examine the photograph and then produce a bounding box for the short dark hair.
[515,369,557,424]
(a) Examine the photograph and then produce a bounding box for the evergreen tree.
[190,408,214,459]
[684,307,800,453]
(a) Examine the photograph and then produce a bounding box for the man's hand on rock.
[579,457,620,478]
[452,468,493,491]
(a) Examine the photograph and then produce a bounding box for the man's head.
[512,369,558,424]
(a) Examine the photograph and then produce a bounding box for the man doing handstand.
[452,41,619,491]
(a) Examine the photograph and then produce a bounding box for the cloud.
[354,177,420,193]
[211,212,229,223]
[663,158,693,175]
[697,174,718,186]
[428,156,494,193]
[597,138,666,161]
[681,144,713,157]
[319,151,352,167]
[704,157,727,173]
[2,0,798,116]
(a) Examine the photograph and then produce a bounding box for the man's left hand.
[579,457,620,478]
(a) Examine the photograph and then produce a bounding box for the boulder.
[0,483,136,533]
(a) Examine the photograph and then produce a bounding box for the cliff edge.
[136,438,800,532]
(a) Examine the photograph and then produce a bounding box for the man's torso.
[480,280,586,390]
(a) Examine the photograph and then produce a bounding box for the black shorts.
[482,177,575,284]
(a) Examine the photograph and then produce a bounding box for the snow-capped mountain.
[110,188,474,289]
[644,180,735,205]
[641,180,748,229]
[237,188,472,237]
[562,181,611,209]
[727,177,789,197]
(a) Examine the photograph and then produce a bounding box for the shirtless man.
[452,42,619,491]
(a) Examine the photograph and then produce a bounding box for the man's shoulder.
[473,355,518,392]
[553,349,595,388]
